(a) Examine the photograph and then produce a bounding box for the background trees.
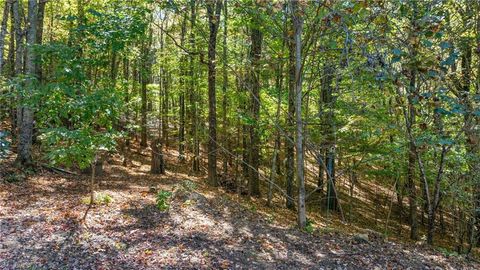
[0,0,479,251]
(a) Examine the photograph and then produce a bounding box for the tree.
[206,0,222,187]
[291,0,306,228]
[0,0,11,75]
[248,5,262,197]
[16,0,39,166]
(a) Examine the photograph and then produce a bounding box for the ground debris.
[1,153,478,270]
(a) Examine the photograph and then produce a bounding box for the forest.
[0,0,479,269]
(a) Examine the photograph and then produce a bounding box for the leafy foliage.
[156,190,172,211]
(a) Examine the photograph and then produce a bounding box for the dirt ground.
[1,151,479,270]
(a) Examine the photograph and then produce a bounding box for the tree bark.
[406,3,419,240]
[178,12,187,162]
[13,0,24,133]
[140,26,153,148]
[221,0,228,175]
[34,0,46,82]
[248,15,262,197]
[17,0,38,166]
[206,0,222,187]
[140,59,148,148]
[285,8,295,210]
[292,0,306,228]
[0,0,11,75]
[323,63,337,211]
[151,138,165,174]
[188,0,200,172]
[8,3,15,137]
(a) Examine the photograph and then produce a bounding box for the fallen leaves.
[0,153,478,270]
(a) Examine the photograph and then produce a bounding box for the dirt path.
[1,156,478,269]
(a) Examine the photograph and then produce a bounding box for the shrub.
[305,218,315,233]
[156,190,172,211]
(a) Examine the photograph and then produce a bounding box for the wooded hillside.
[0,0,479,268]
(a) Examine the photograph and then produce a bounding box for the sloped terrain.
[0,151,478,270]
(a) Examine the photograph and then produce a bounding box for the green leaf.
[439,138,454,146]
[439,41,451,50]
[392,48,402,56]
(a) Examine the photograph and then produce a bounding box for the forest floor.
[1,145,480,269]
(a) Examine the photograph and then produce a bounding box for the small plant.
[436,247,459,257]
[98,193,113,204]
[156,190,172,211]
[81,193,113,205]
[305,218,315,233]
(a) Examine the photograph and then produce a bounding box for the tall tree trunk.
[140,55,148,148]
[13,0,24,133]
[323,63,337,211]
[474,1,480,247]
[406,2,419,240]
[178,13,187,162]
[122,57,131,166]
[162,71,169,147]
[34,0,45,82]
[292,0,306,228]
[16,0,38,166]
[268,44,284,206]
[8,4,15,137]
[285,8,295,210]
[221,0,228,175]
[319,61,333,198]
[406,75,418,241]
[248,16,262,197]
[206,0,222,186]
[459,7,480,248]
[0,0,11,75]
[188,0,200,172]
[140,27,153,148]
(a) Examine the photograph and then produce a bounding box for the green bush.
[156,190,172,211]
[305,218,315,233]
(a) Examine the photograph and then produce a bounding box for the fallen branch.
[41,163,78,175]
